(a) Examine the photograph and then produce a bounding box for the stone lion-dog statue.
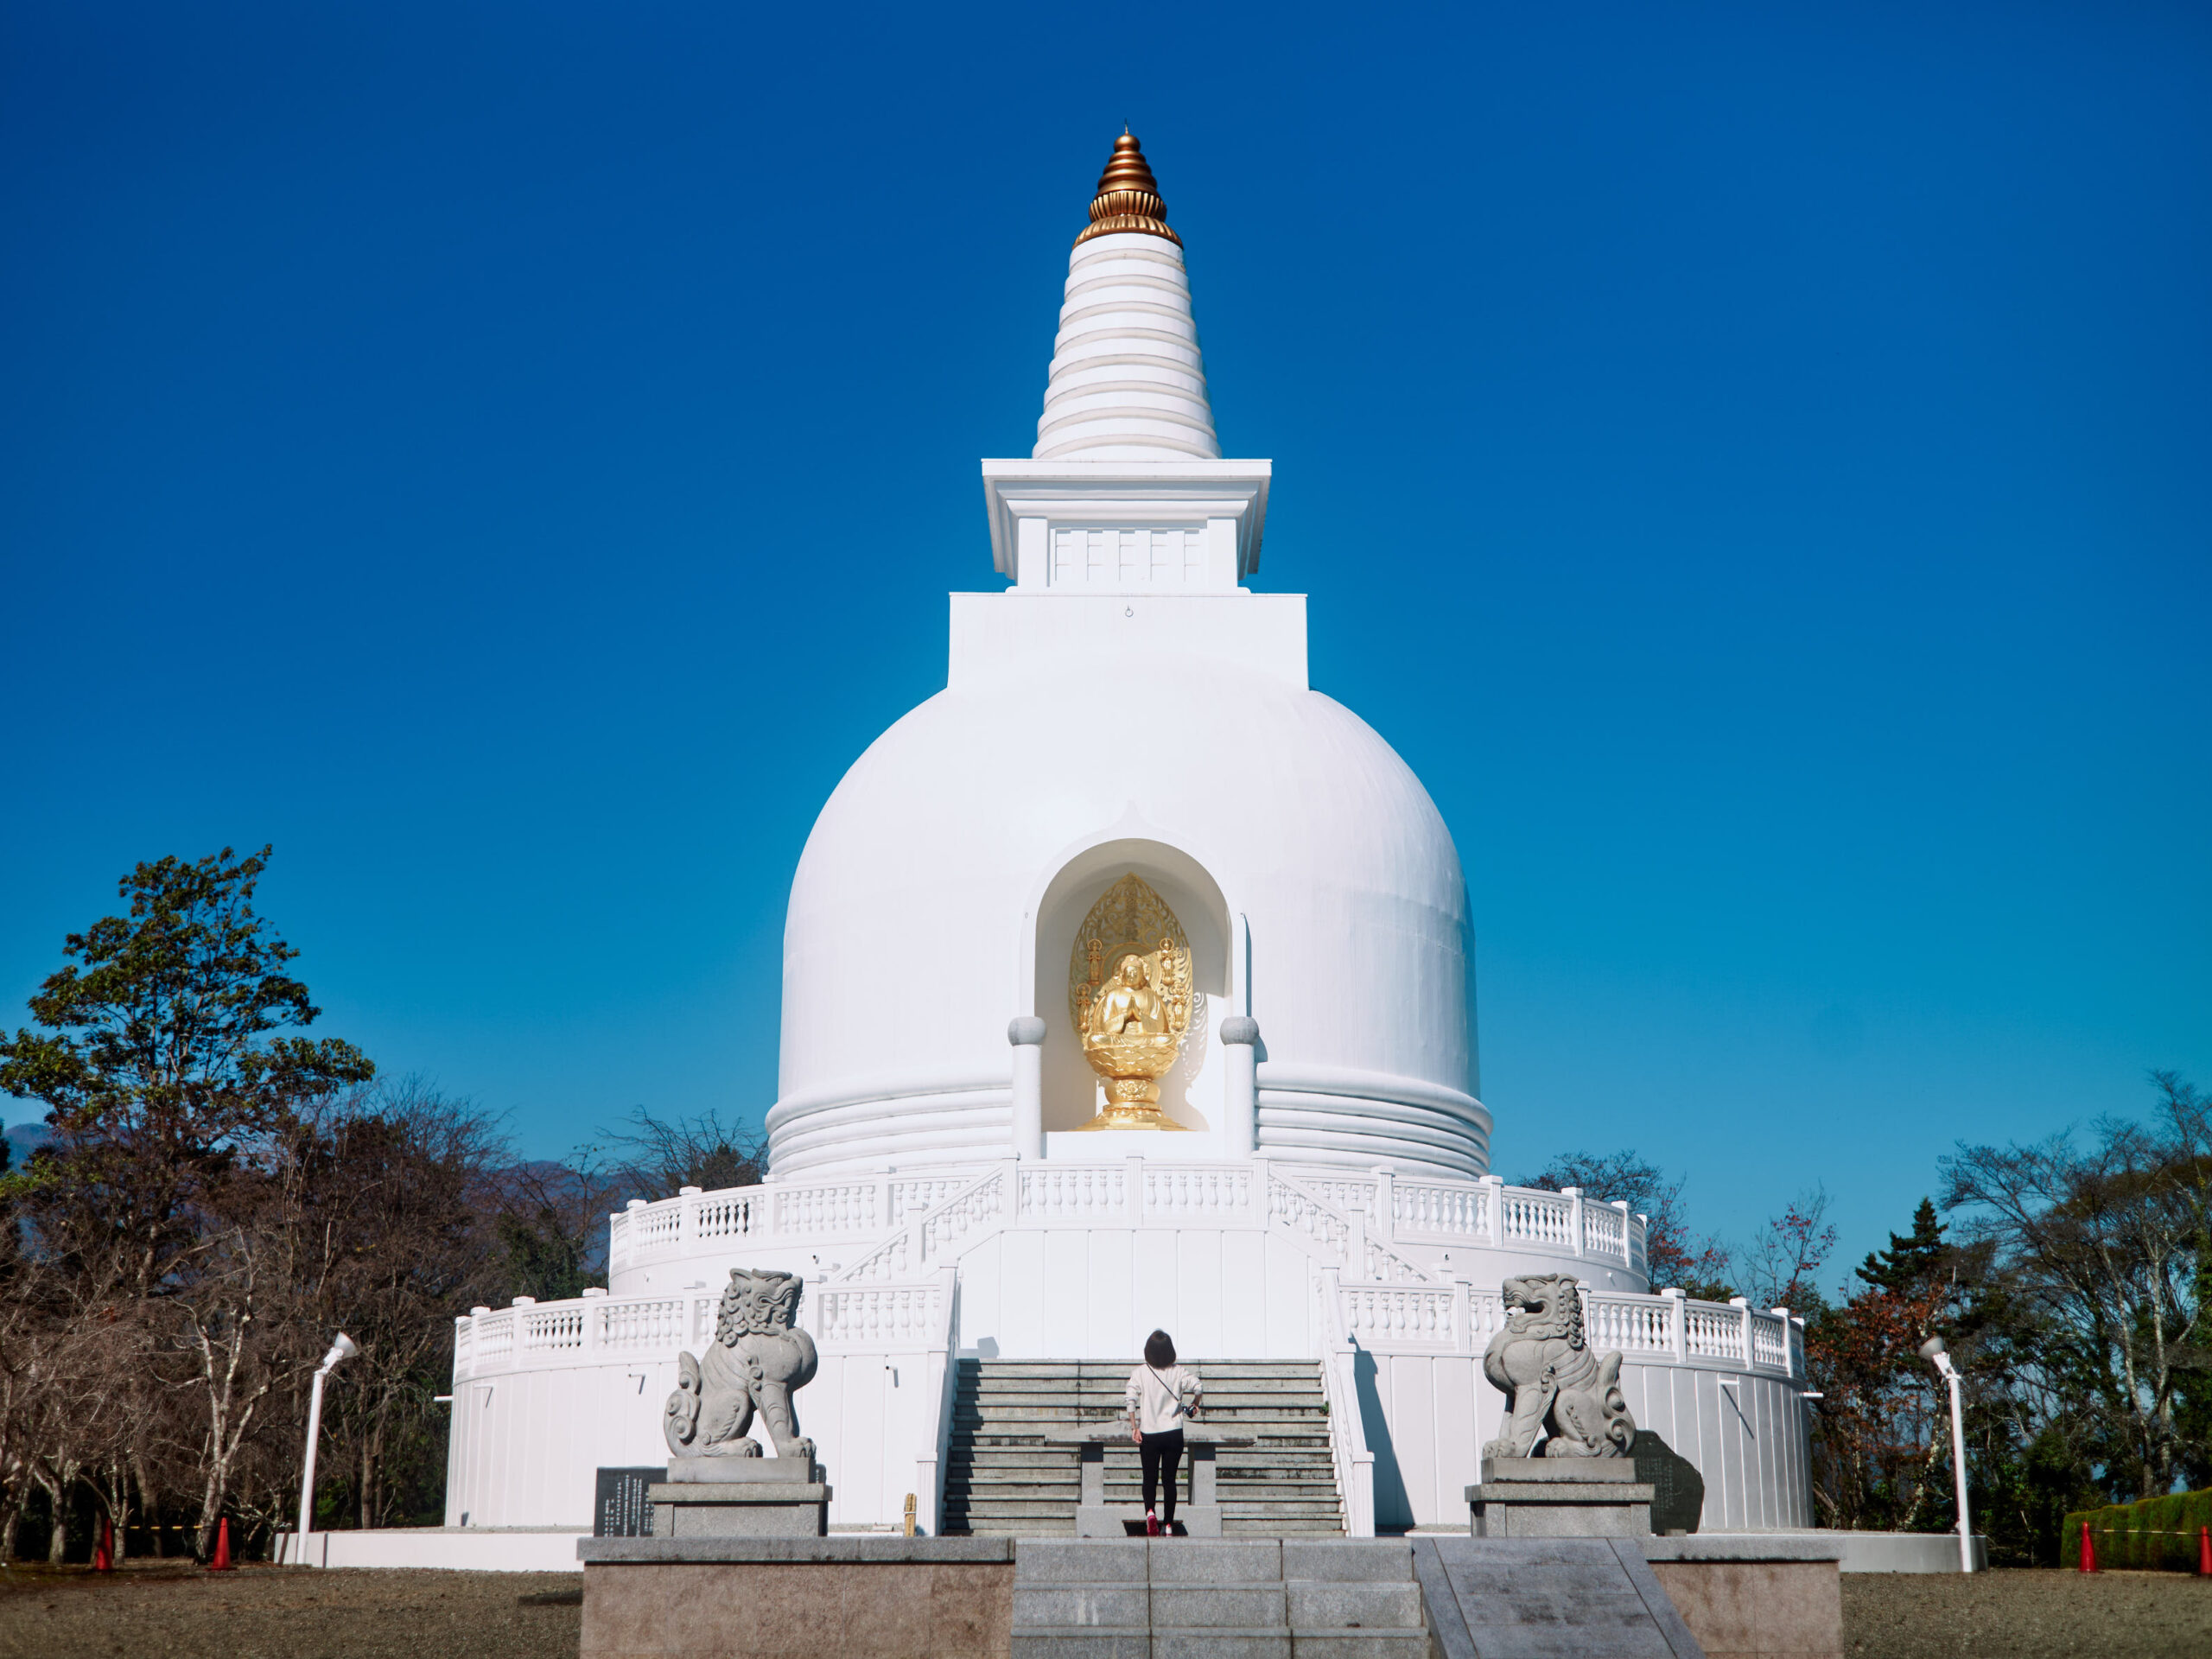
[1481,1273,1637,1459]
[663,1268,819,1462]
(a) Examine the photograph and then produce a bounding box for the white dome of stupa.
[766,134,1486,1183]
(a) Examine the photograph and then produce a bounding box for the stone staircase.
[1012,1538,1430,1659]
[942,1360,1344,1538]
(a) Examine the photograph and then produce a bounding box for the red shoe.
[1146,1511,1161,1537]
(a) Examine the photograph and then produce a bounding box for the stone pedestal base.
[1071,1440,1224,1537]
[1466,1457,1654,1538]
[578,1537,1014,1658]
[651,1456,830,1538]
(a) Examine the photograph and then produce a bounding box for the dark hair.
[1144,1330,1176,1368]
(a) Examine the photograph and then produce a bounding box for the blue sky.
[3,3,2207,1287]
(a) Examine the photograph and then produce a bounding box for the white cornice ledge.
[980,458,1273,582]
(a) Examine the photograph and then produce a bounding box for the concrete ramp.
[1411,1537,1706,1659]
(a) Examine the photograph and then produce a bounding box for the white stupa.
[440,137,1813,1548]
[775,133,1480,1185]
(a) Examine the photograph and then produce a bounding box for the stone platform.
[1468,1458,1655,1538]
[650,1455,830,1538]
[579,1537,1014,1657]
[574,1533,1854,1658]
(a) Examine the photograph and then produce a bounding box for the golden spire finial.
[1075,130,1181,248]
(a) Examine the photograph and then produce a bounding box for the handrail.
[1266,1164,1440,1283]
[910,1266,960,1537]
[1314,1268,1376,1538]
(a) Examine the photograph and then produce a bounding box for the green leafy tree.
[0,845,374,1298]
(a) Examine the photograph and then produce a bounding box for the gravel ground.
[0,1562,582,1659]
[4,1560,2209,1658]
[1843,1568,2212,1658]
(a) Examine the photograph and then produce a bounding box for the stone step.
[972,1388,1324,1402]
[1286,1581,1424,1629]
[1006,1541,1427,1658]
[964,1361,1319,1373]
[969,1408,1328,1422]
[952,1477,1341,1494]
[958,1450,1331,1466]
[952,1475,1342,1491]
[948,1361,1340,1538]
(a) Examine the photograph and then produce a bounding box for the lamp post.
[296,1333,359,1553]
[1918,1336,1974,1573]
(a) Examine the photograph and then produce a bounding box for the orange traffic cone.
[207,1516,233,1572]
[93,1519,112,1573]
[2079,1520,2096,1573]
[2197,1524,2209,1577]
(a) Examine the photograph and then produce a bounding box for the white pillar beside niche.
[1008,1016,1046,1159]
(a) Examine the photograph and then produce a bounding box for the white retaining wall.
[1353,1354,1813,1532]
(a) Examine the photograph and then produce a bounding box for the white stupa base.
[447,1157,1812,1541]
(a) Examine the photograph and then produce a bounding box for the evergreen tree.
[1856,1196,1948,1294]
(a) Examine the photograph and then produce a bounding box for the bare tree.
[308,1081,507,1528]
[1942,1071,2212,1501]
[1521,1147,1734,1294]
[1738,1187,1838,1312]
[601,1105,766,1200]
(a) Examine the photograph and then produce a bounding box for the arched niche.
[1031,840,1233,1134]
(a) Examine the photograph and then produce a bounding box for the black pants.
[1140,1429,1184,1521]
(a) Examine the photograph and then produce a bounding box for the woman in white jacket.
[1126,1329,1202,1535]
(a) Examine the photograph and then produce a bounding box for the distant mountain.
[5,1121,51,1168]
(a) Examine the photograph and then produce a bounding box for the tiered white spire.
[1033,134,1220,462]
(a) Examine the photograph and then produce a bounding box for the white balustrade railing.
[690,1190,762,1243]
[474,1309,515,1364]
[775,1181,878,1236]
[920,1166,1008,1261]
[1496,1186,1575,1249]
[1020,1162,1130,1222]
[601,1161,1650,1289]
[1304,1175,1380,1220]
[454,1274,957,1385]
[1338,1281,1462,1349]
[1684,1301,1743,1361]
[1143,1161,1257,1220]
[1580,1202,1626,1260]
[1344,1281,1803,1380]
[1752,1311,1790,1370]
[1393,1179,1486,1240]
[1582,1293,1676,1359]
[1266,1171,1350,1251]
[521,1303,586,1353]
[814,1278,950,1347]
[890,1176,967,1223]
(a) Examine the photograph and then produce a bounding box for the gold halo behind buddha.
[1068,874,1197,1131]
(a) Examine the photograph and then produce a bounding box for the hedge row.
[2061,1488,2212,1572]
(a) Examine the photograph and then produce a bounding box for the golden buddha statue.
[1070,878,1196,1131]
[1091,955,1168,1039]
